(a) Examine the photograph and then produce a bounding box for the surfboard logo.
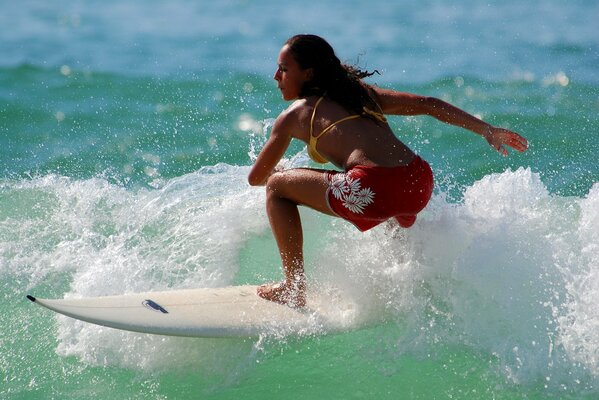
[142,299,169,314]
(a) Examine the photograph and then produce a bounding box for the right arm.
[372,87,528,155]
[248,108,295,186]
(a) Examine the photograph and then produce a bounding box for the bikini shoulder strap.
[310,96,325,136]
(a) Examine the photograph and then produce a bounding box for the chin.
[282,93,298,101]
[279,89,296,101]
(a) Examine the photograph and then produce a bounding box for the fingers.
[496,130,528,154]
[506,133,528,152]
[485,127,528,155]
[496,144,508,157]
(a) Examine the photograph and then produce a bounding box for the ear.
[303,68,314,81]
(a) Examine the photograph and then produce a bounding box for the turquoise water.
[1,1,598,398]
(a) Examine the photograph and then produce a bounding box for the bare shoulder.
[273,98,312,136]
[371,86,429,115]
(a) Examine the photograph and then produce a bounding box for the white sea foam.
[314,168,599,386]
[3,167,598,387]
[2,166,266,295]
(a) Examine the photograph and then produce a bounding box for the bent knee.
[265,171,291,198]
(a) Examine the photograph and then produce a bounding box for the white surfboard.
[27,285,358,338]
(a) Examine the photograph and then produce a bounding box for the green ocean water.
[2,1,598,399]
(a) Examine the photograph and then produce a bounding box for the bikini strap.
[307,96,385,164]
[362,107,387,123]
[309,96,326,137]
[313,115,361,139]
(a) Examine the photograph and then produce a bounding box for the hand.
[273,162,286,174]
[258,162,286,185]
[483,126,528,156]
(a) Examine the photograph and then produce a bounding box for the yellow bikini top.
[308,96,387,164]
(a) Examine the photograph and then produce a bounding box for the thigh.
[266,168,337,217]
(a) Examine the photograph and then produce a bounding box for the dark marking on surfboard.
[142,299,168,314]
[27,295,37,302]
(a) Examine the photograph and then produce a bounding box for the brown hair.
[284,34,382,120]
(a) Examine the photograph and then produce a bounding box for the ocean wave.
[3,166,598,394]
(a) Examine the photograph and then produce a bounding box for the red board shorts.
[324,156,433,232]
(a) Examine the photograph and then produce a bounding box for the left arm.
[372,87,528,155]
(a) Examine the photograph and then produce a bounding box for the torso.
[288,96,415,170]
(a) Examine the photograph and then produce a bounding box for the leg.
[257,168,335,307]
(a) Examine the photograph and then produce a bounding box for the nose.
[273,69,281,81]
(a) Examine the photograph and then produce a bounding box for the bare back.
[289,96,415,170]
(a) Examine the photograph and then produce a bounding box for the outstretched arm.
[373,87,528,155]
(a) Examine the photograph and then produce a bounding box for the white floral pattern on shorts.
[327,173,375,214]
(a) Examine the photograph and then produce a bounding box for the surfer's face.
[273,45,312,101]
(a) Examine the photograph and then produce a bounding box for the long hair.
[284,34,382,120]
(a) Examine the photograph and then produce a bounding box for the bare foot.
[257,281,306,308]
